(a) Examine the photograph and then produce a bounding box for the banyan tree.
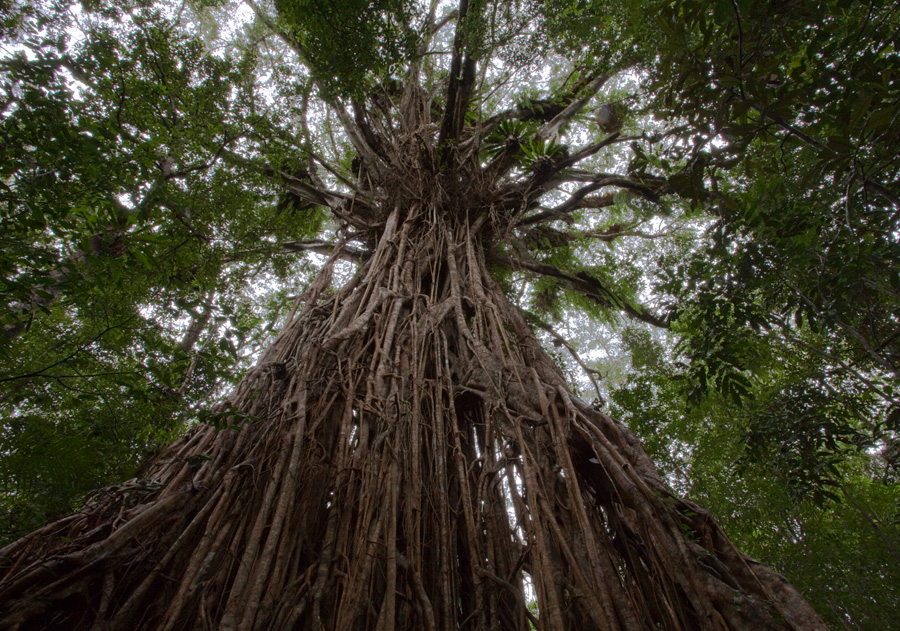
[0,0,830,629]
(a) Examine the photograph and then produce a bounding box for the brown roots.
[0,208,827,631]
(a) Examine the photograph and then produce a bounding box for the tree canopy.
[0,0,898,629]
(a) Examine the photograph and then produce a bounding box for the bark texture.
[0,201,826,630]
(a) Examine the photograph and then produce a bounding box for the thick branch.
[279,240,367,261]
[438,0,479,152]
[217,148,349,210]
[501,255,669,328]
[560,172,666,199]
[520,193,616,227]
[333,101,389,180]
[519,178,615,226]
[536,74,610,142]
[225,240,367,263]
[583,221,681,242]
[516,169,664,229]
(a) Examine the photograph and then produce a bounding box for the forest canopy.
[0,0,898,629]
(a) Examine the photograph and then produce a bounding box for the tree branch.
[536,74,610,142]
[438,0,479,152]
[225,240,367,263]
[723,87,900,210]
[279,240,367,261]
[529,313,606,404]
[499,255,669,328]
[518,192,616,226]
[517,169,665,228]
[583,220,682,242]
[243,0,310,68]
[216,148,350,210]
[332,101,389,180]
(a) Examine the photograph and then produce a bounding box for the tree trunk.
[0,202,827,630]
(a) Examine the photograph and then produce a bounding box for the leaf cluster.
[274,0,418,97]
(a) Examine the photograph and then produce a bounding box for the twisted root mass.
[0,150,825,631]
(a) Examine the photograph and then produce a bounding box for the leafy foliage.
[607,328,900,630]
[274,0,418,96]
[0,1,323,541]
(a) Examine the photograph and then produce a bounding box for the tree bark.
[0,197,827,630]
